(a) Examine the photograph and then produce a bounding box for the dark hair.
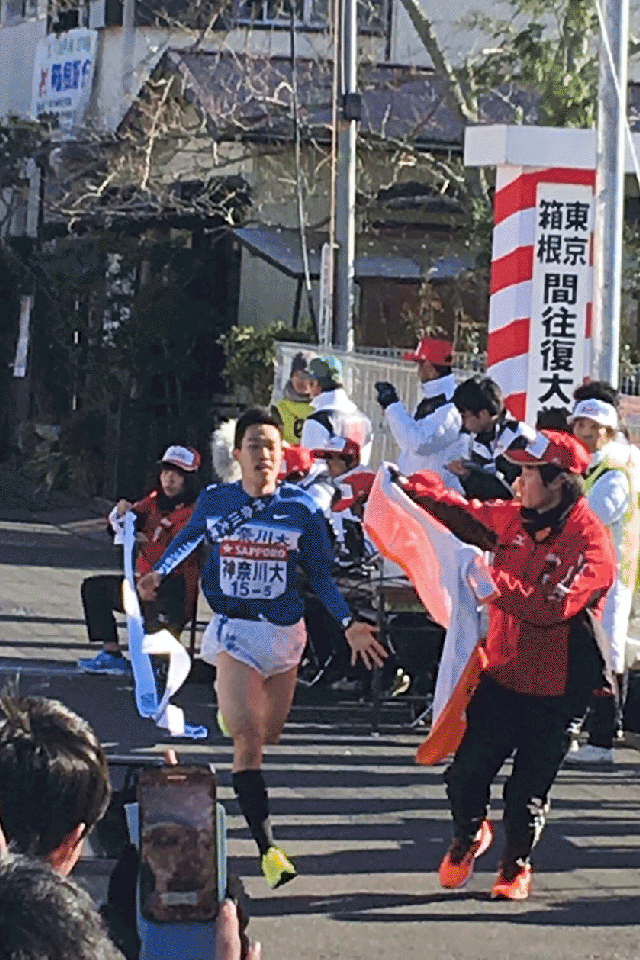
[431,364,452,378]
[573,380,619,409]
[234,407,283,449]
[453,377,503,417]
[539,462,585,497]
[314,375,340,392]
[290,352,307,375]
[154,467,200,506]
[0,855,123,960]
[0,694,111,858]
[535,407,571,432]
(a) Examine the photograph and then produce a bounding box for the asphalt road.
[0,488,639,960]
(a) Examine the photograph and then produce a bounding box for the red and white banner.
[488,167,595,422]
[363,465,499,733]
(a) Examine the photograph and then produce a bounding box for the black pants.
[81,574,187,646]
[444,675,585,863]
[585,671,628,747]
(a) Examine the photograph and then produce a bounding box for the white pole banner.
[13,295,32,378]
[526,182,594,425]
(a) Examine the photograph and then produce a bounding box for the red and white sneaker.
[491,861,532,900]
[438,820,493,889]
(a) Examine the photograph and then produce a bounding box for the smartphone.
[138,764,219,924]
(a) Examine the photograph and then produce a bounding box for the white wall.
[238,247,318,330]
[0,14,46,117]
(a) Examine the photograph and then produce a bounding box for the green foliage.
[217,323,314,405]
[461,0,600,127]
[0,116,50,190]
[32,234,229,422]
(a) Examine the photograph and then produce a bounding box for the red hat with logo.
[159,445,201,472]
[311,436,361,467]
[403,337,454,365]
[504,430,590,475]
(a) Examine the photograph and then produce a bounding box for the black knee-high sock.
[232,769,275,856]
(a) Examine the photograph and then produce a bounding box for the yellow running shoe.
[261,846,297,889]
[216,709,230,737]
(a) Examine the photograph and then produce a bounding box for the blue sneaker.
[77,650,132,676]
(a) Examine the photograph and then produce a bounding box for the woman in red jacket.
[403,431,616,900]
[77,445,201,675]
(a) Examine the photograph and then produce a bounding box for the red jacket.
[405,474,616,697]
[125,491,199,621]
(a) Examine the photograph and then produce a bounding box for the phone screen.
[138,766,218,923]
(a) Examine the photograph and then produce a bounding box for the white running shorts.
[200,614,307,678]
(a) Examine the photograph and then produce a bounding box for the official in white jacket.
[301,356,373,466]
[374,337,465,491]
[566,397,640,764]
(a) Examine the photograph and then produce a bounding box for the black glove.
[375,381,399,409]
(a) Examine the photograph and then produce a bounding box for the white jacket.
[383,374,465,490]
[301,388,373,466]
[585,440,634,672]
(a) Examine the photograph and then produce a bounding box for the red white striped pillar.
[465,127,598,425]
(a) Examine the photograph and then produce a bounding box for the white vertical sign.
[318,242,333,348]
[13,295,33,378]
[527,182,594,425]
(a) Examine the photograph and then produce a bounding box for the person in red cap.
[399,430,616,900]
[77,444,202,675]
[374,338,465,489]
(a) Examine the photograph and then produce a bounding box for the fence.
[272,343,485,470]
[273,342,640,462]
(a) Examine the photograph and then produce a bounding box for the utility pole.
[334,0,359,351]
[592,0,629,388]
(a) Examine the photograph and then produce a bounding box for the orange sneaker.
[491,861,532,900]
[438,820,493,889]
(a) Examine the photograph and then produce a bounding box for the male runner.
[138,407,386,889]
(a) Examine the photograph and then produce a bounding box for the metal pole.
[334,0,358,351]
[592,0,629,388]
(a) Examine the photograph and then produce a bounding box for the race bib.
[215,523,300,601]
[219,539,288,599]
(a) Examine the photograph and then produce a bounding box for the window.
[3,0,38,24]
[233,0,386,32]
[47,0,89,32]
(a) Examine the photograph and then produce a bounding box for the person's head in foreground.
[234,407,284,496]
[0,693,111,875]
[0,854,123,960]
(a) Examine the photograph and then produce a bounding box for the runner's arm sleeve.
[492,536,616,626]
[586,470,630,526]
[384,402,462,456]
[297,509,353,624]
[153,492,209,577]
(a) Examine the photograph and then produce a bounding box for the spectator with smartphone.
[138,407,387,889]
